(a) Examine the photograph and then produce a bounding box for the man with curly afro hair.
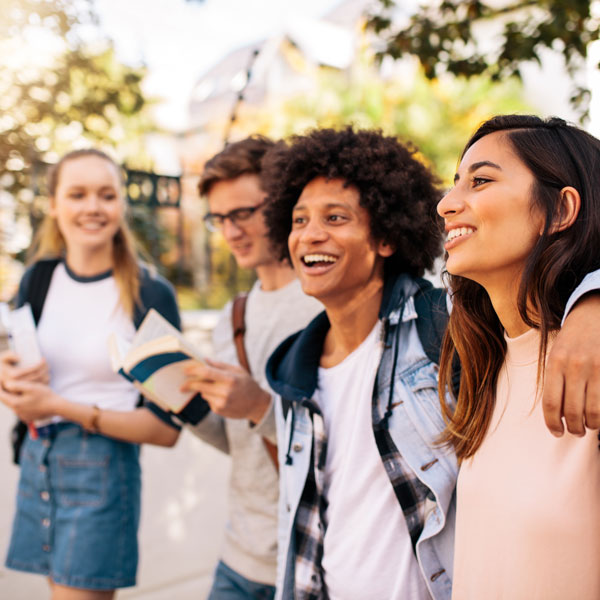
[263,127,456,600]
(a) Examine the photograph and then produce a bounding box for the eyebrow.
[292,201,351,212]
[454,160,502,183]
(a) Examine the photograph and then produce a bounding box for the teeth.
[447,227,474,241]
[303,253,337,265]
[79,222,104,230]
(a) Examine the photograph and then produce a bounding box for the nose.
[221,216,244,241]
[437,187,464,218]
[83,194,102,213]
[299,216,329,244]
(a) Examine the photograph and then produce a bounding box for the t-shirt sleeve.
[562,269,600,325]
[137,267,181,330]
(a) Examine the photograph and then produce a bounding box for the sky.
[94,0,344,131]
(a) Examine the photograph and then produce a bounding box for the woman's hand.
[0,350,49,388]
[0,379,59,422]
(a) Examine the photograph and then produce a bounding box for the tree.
[0,0,159,281]
[224,49,530,184]
[367,0,599,121]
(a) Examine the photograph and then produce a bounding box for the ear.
[550,186,581,234]
[377,240,395,258]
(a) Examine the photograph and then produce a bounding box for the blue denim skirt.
[5,422,141,590]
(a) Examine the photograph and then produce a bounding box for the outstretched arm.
[544,292,600,436]
[0,379,180,447]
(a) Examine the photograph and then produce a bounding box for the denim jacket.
[266,273,458,600]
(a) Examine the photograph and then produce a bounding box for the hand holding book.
[0,303,49,436]
[109,309,209,416]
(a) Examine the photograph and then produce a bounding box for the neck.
[255,261,296,292]
[484,278,531,338]
[320,277,384,368]
[65,246,114,277]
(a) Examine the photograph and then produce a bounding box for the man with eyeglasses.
[181,136,322,599]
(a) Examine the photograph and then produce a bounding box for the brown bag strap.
[231,293,279,471]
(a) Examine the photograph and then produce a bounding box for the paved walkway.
[0,311,231,599]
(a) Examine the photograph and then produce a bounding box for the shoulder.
[265,309,329,399]
[138,264,176,299]
[136,264,181,329]
[16,258,61,307]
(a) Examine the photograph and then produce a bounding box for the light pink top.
[453,328,600,600]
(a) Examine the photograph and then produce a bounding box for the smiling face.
[207,174,278,271]
[288,176,393,306]
[50,155,124,256]
[437,131,545,291]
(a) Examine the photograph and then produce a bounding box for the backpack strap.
[231,293,279,471]
[24,259,61,324]
[413,278,461,394]
[232,293,250,372]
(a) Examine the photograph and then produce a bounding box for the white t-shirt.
[37,263,139,414]
[317,322,431,600]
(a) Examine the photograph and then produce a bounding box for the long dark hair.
[439,114,600,459]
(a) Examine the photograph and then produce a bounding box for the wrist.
[248,390,272,426]
[85,405,101,433]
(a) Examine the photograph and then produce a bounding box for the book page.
[130,309,202,360]
[10,304,42,367]
[138,358,197,413]
[107,333,132,373]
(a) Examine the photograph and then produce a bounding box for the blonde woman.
[1,149,181,600]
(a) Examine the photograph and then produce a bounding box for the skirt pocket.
[57,455,110,507]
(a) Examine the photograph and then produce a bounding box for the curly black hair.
[262,127,443,277]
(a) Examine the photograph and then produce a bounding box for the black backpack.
[413,278,461,395]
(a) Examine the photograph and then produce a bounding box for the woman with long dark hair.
[437,115,600,598]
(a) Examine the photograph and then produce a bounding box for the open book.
[109,309,204,414]
[0,303,43,366]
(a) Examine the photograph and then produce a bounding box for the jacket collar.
[266,272,419,403]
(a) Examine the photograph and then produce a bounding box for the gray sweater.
[188,278,322,585]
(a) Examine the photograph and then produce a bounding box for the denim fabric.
[268,274,458,600]
[5,422,141,590]
[208,561,276,600]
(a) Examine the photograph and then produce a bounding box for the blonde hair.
[30,149,141,317]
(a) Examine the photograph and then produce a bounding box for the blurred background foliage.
[0,0,165,296]
[1,0,597,308]
[214,47,530,186]
[366,0,600,122]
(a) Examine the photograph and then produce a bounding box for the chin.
[234,255,259,270]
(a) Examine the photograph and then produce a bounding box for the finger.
[204,358,245,374]
[0,351,19,366]
[3,378,30,394]
[562,364,587,436]
[0,387,18,409]
[185,363,234,384]
[584,369,600,430]
[4,362,45,381]
[180,379,218,394]
[183,360,211,378]
[541,362,566,437]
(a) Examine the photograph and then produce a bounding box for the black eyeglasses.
[203,201,266,232]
